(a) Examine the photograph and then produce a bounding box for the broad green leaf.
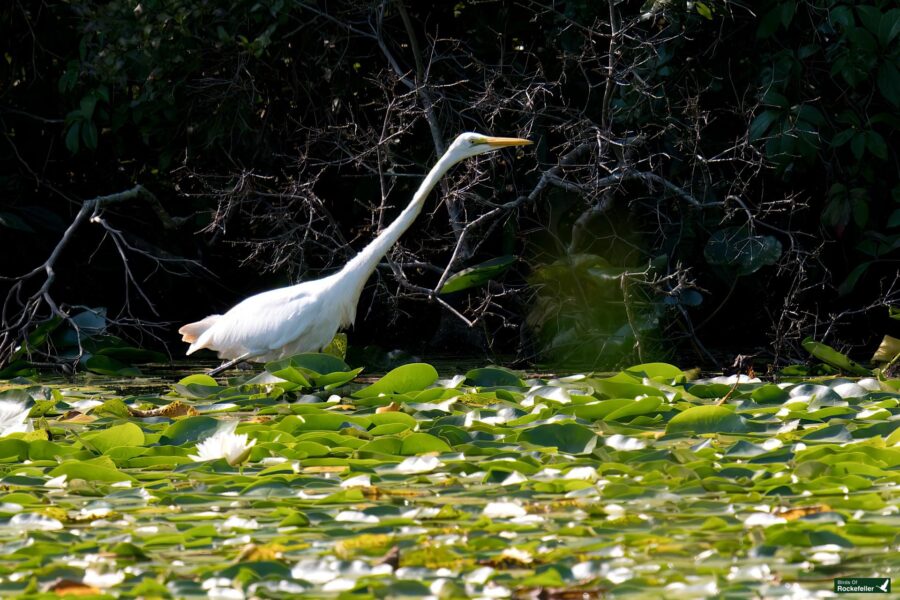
[83,354,142,377]
[159,416,220,446]
[0,212,34,233]
[267,353,350,375]
[439,255,516,294]
[872,335,900,363]
[749,110,779,140]
[604,396,662,421]
[517,422,598,454]
[49,459,134,483]
[96,346,167,363]
[353,363,439,398]
[666,406,749,434]
[399,432,452,455]
[65,122,80,153]
[623,362,685,382]
[695,2,712,20]
[465,366,523,387]
[178,374,219,387]
[82,422,145,453]
[802,337,871,375]
[704,227,782,276]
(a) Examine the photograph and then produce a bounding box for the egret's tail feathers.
[178,315,221,351]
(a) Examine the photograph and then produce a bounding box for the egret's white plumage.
[179,132,531,371]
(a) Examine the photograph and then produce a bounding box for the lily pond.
[0,355,898,599]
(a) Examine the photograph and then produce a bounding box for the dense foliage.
[0,357,897,596]
[1,0,898,370]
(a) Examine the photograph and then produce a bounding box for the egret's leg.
[208,353,253,377]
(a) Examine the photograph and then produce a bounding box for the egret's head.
[447,132,532,162]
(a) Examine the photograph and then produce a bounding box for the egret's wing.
[179,315,221,344]
[195,286,321,357]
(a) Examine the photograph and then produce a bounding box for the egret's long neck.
[331,151,459,320]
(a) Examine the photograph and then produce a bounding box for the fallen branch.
[0,185,174,366]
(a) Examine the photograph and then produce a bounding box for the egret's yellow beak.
[484,136,533,148]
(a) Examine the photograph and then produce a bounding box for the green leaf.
[267,353,350,375]
[517,422,598,454]
[79,95,98,119]
[604,396,661,421]
[0,439,29,460]
[877,63,900,107]
[704,227,783,276]
[887,209,900,228]
[81,120,98,150]
[160,416,220,445]
[322,333,348,360]
[49,458,134,483]
[178,374,219,387]
[837,262,872,296]
[831,128,855,147]
[90,398,131,419]
[872,334,900,363]
[623,362,685,381]
[83,354,142,377]
[850,132,866,160]
[749,110,779,141]
[751,384,789,404]
[465,366,523,387]
[0,212,35,233]
[666,406,749,434]
[65,123,81,154]
[801,337,871,375]
[695,2,712,20]
[353,363,439,398]
[865,130,888,160]
[399,432,452,455]
[96,346,167,363]
[439,255,516,294]
[82,423,145,453]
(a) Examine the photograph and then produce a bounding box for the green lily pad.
[354,363,439,398]
[666,405,749,434]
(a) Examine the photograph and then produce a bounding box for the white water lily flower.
[0,400,32,437]
[188,421,256,466]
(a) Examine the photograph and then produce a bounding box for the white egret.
[179,132,531,375]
